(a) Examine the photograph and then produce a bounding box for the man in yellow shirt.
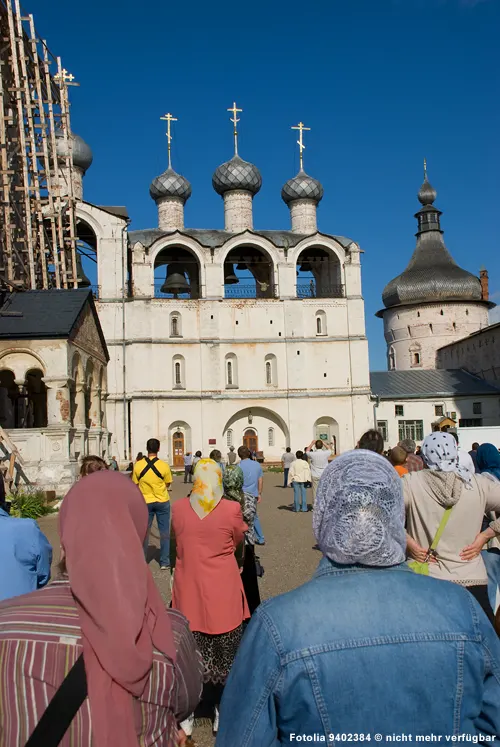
[133,438,172,570]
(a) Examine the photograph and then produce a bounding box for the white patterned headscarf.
[313,450,406,567]
[421,432,472,484]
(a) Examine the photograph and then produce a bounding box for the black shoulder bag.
[139,456,163,481]
[25,654,87,747]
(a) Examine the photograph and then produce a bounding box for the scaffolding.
[0,0,78,290]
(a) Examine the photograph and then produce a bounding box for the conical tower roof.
[381,173,482,310]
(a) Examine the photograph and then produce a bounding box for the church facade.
[76,117,373,464]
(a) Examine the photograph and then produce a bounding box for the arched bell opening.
[76,218,97,293]
[296,247,343,299]
[154,247,201,299]
[224,246,275,299]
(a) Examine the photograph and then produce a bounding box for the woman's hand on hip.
[460,531,489,561]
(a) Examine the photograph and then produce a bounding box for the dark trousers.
[184,465,192,483]
[467,584,496,627]
[241,544,261,615]
[143,501,171,567]
[283,467,289,487]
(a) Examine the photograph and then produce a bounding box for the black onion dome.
[149,167,192,203]
[281,169,324,205]
[212,155,262,196]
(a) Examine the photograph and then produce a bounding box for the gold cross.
[160,113,178,169]
[54,68,76,86]
[292,121,311,171]
[227,101,242,156]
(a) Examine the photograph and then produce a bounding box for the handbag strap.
[429,506,453,552]
[25,654,87,747]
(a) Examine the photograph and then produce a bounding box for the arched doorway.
[243,429,258,453]
[314,416,339,454]
[172,431,185,468]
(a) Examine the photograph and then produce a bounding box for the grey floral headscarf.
[313,449,406,567]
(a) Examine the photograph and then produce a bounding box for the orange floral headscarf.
[189,458,224,519]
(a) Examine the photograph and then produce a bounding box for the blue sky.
[30,0,499,370]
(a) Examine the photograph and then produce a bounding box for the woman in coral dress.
[171,458,249,738]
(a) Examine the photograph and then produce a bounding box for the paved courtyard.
[38,470,320,747]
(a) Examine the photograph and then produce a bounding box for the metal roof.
[380,176,483,311]
[0,289,109,359]
[128,227,355,250]
[370,369,500,400]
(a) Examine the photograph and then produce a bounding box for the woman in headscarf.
[223,464,261,615]
[171,458,249,737]
[217,450,500,745]
[404,432,500,623]
[0,471,203,747]
[476,443,500,613]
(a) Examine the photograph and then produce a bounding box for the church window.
[388,347,396,370]
[473,402,482,415]
[172,355,185,389]
[316,310,327,336]
[440,309,444,316]
[377,421,388,442]
[412,352,421,366]
[225,353,238,388]
[268,427,275,447]
[227,429,233,447]
[170,311,182,337]
[466,309,469,316]
[435,405,444,417]
[417,311,420,318]
[395,405,404,417]
[265,354,277,386]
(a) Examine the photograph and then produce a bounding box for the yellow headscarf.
[189,458,224,519]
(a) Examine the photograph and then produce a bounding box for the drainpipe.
[121,219,131,461]
[372,394,380,429]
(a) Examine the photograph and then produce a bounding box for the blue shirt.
[218,558,500,745]
[0,508,52,602]
[239,458,263,497]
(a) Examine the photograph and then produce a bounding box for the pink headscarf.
[59,471,177,747]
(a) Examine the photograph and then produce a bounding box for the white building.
[377,170,491,371]
[371,369,500,448]
[73,122,373,466]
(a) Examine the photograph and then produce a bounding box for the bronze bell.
[160,265,190,296]
[75,251,91,288]
[224,263,238,285]
[236,256,247,271]
[299,256,312,272]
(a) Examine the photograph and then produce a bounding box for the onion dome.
[149,167,192,204]
[417,175,438,206]
[212,155,262,196]
[55,130,93,173]
[281,168,324,205]
[380,174,482,310]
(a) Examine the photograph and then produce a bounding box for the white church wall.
[383,302,489,371]
[436,323,500,386]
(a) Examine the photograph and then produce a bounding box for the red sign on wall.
[208,439,216,445]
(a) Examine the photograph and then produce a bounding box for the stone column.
[223,190,253,232]
[44,379,71,426]
[158,197,184,231]
[290,199,317,233]
[73,382,87,426]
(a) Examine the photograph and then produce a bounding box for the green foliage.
[7,488,56,519]
[266,466,284,473]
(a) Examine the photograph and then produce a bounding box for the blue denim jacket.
[217,558,500,746]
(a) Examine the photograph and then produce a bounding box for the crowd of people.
[0,428,499,746]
